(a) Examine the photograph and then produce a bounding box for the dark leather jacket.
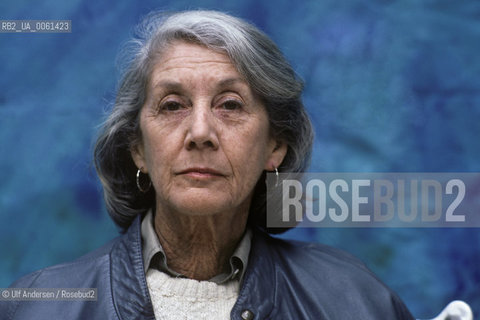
[1,216,414,319]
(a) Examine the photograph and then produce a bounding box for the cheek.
[141,127,173,176]
[227,124,270,176]
[248,120,271,163]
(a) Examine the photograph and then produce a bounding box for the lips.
[177,167,225,177]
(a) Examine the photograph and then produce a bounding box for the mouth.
[177,167,225,178]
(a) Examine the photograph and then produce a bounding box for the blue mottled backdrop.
[1,0,479,318]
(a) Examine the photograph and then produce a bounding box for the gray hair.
[94,10,313,233]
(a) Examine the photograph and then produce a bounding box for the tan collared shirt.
[141,210,252,284]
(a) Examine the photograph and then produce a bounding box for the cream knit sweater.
[146,269,240,320]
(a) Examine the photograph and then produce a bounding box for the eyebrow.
[217,77,248,89]
[153,77,248,92]
[153,81,183,92]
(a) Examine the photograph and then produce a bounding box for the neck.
[153,205,249,281]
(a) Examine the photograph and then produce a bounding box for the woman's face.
[132,41,286,217]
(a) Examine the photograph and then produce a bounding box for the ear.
[130,143,148,173]
[265,139,288,171]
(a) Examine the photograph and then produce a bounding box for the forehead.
[149,41,241,85]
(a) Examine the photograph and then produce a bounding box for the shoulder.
[251,231,414,319]
[0,237,121,320]
[10,237,119,288]
[260,234,382,290]
[255,231,370,274]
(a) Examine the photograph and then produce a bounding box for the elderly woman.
[1,10,414,320]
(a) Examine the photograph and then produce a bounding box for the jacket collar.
[230,228,276,319]
[111,215,156,320]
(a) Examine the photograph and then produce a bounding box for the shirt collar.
[141,209,252,284]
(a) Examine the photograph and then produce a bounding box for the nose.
[184,103,219,151]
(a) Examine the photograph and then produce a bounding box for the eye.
[160,101,183,111]
[220,100,242,111]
